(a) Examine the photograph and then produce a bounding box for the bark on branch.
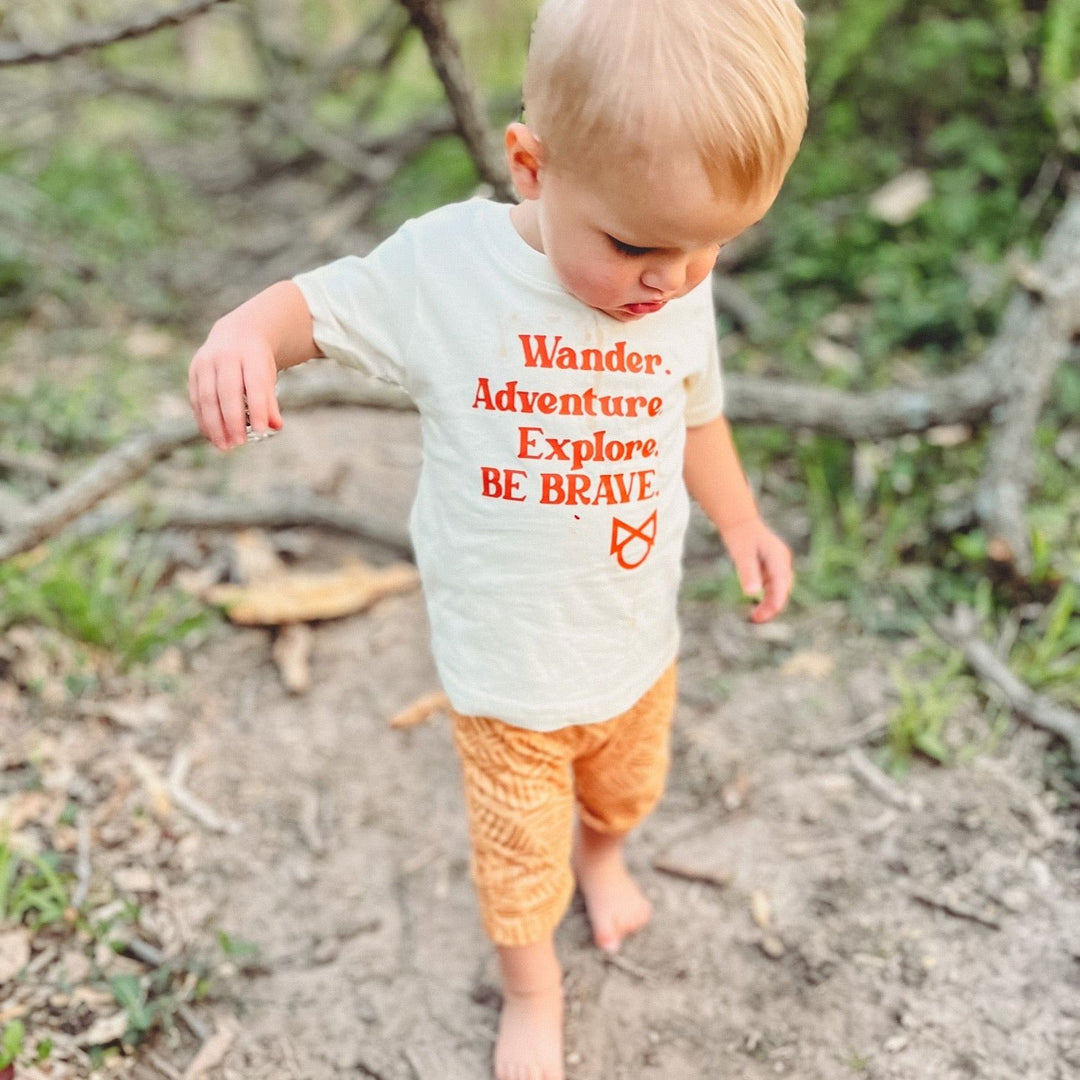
[0,0,233,66]
[395,0,514,200]
[935,610,1080,763]
[0,370,410,563]
[974,193,1080,570]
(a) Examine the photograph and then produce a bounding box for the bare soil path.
[145,404,1080,1080]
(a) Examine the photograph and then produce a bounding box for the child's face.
[510,132,777,322]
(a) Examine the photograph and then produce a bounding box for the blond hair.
[522,0,808,197]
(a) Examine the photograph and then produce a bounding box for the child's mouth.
[622,300,666,315]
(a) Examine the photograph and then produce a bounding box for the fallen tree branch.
[133,491,412,557]
[0,0,232,67]
[395,0,514,200]
[934,610,1080,762]
[0,370,412,563]
[4,183,1079,565]
[974,194,1080,570]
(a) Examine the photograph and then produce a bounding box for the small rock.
[999,887,1030,914]
[311,937,339,965]
[750,891,772,929]
[58,948,93,985]
[291,861,315,886]
[759,934,786,960]
[869,169,932,225]
[885,1035,909,1053]
[112,866,158,894]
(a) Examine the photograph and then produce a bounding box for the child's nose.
[640,257,687,295]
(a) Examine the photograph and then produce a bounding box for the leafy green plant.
[884,650,975,772]
[0,532,211,668]
[0,1021,24,1069]
[109,975,156,1041]
[1010,583,1080,702]
[0,840,71,929]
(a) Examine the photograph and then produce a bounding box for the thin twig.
[0,0,233,66]
[847,748,924,812]
[71,812,92,910]
[934,611,1080,762]
[168,750,241,835]
[145,1050,184,1080]
[395,0,514,199]
[909,890,1002,931]
[602,951,655,982]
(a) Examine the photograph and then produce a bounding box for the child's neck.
[510,201,544,254]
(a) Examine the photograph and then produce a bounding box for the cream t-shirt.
[294,198,724,730]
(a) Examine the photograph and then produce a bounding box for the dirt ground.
[6,401,1080,1080]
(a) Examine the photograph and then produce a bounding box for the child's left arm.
[684,416,793,623]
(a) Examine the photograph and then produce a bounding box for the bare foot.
[495,941,565,1080]
[572,822,653,953]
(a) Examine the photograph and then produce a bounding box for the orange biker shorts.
[450,663,676,947]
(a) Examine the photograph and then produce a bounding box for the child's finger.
[750,549,793,623]
[215,361,248,447]
[729,544,763,599]
[191,366,227,449]
[241,353,279,434]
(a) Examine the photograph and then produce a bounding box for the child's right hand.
[188,331,283,452]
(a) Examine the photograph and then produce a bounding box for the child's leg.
[495,938,564,1080]
[451,713,578,1080]
[571,663,677,952]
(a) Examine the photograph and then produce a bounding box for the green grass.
[0,532,212,670]
[0,839,72,929]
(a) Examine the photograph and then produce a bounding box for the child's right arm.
[188,281,321,451]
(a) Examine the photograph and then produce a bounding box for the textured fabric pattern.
[451,664,677,946]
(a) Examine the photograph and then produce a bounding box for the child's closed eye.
[608,235,653,257]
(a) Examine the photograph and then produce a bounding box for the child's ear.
[505,122,544,200]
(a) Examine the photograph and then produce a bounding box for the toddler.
[188,1,807,1076]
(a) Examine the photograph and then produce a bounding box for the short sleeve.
[683,281,725,426]
[292,222,418,388]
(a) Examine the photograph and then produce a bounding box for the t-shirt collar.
[477,199,567,296]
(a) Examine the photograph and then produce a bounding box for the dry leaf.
[720,768,751,812]
[2,789,53,831]
[181,1016,241,1079]
[77,1010,129,1047]
[390,691,450,729]
[112,866,158,894]
[0,928,30,984]
[781,651,835,680]
[230,529,285,584]
[750,890,772,929]
[127,753,173,822]
[207,560,419,625]
[926,424,972,448]
[868,169,932,225]
[272,624,314,695]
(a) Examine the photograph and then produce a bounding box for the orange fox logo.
[610,510,657,569]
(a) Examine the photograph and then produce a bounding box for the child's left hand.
[718,517,794,623]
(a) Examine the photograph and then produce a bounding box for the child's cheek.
[560,263,613,305]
